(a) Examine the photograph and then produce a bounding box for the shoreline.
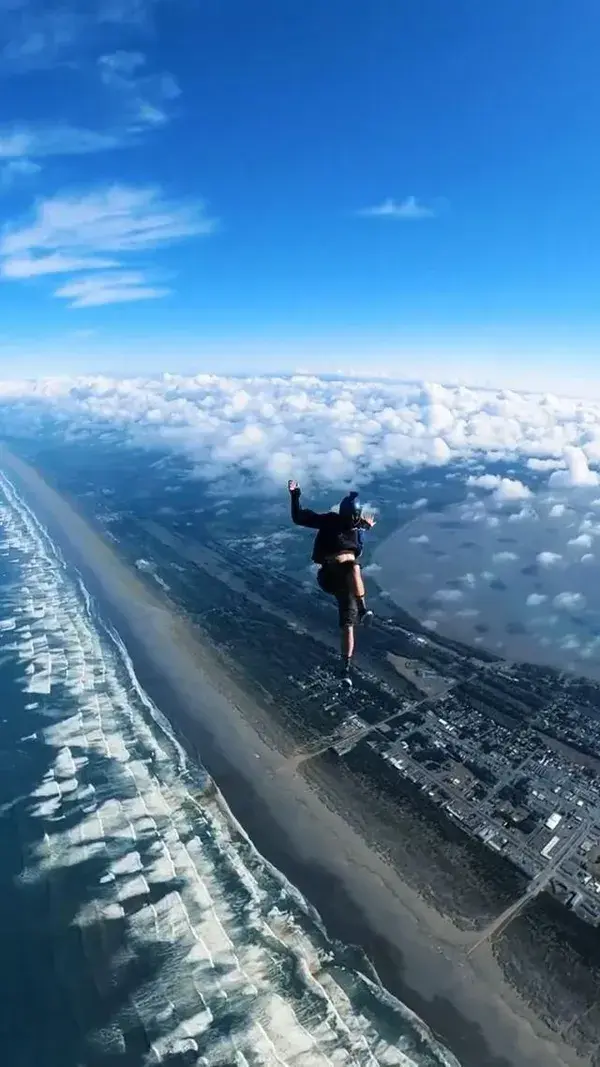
[0,446,583,1067]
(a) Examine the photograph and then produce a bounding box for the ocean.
[0,469,460,1067]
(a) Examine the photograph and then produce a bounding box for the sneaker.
[360,609,374,626]
[340,662,353,688]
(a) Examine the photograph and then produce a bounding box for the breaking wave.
[0,469,461,1066]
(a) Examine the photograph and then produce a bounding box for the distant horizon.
[1,349,600,400]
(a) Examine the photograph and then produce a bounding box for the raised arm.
[287,480,325,529]
[359,514,376,530]
[356,513,375,556]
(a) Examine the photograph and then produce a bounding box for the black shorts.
[317,561,358,628]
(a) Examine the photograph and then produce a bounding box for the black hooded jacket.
[290,488,363,564]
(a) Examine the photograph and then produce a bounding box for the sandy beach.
[0,445,587,1067]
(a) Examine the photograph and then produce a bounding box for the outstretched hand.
[361,514,376,529]
[288,479,300,493]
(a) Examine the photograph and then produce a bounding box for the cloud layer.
[3,375,600,490]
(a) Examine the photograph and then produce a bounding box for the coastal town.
[302,634,600,932]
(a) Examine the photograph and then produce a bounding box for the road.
[467,819,591,957]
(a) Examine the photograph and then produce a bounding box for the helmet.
[339,491,362,525]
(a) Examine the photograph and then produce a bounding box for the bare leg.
[353,563,372,620]
[341,623,355,666]
[352,563,365,599]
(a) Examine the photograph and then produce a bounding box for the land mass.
[1,444,598,1067]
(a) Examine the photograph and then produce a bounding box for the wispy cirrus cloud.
[0,4,180,153]
[0,156,41,189]
[0,50,180,163]
[0,2,82,73]
[0,183,217,307]
[55,270,169,307]
[0,89,176,164]
[358,196,435,220]
[1,185,217,259]
[0,123,123,160]
[98,50,181,129]
[0,0,165,73]
[2,252,119,278]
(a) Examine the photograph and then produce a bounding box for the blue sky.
[0,0,598,387]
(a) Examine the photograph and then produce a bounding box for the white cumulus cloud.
[508,505,537,523]
[560,635,580,651]
[549,446,600,488]
[553,591,586,611]
[537,551,562,566]
[492,550,518,562]
[433,588,463,603]
[527,457,565,471]
[526,593,547,606]
[358,196,435,220]
[467,472,531,503]
[431,436,452,463]
[362,563,381,575]
[493,478,531,503]
[468,473,501,490]
[568,533,593,548]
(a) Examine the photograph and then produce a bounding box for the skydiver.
[288,479,375,686]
